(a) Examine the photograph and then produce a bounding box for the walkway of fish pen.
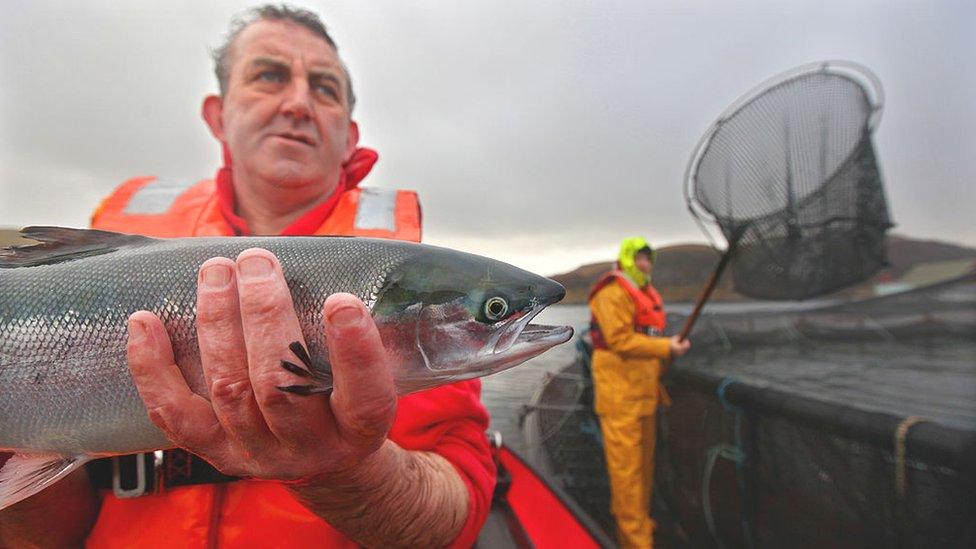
[521,274,976,547]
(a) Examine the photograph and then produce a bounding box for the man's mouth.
[274,132,316,146]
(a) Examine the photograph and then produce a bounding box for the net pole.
[678,246,735,341]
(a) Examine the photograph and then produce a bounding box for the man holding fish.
[0,5,570,547]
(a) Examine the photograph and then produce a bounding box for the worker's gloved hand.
[669,335,691,358]
[125,248,397,483]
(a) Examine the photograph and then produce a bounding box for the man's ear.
[344,121,360,162]
[201,95,225,141]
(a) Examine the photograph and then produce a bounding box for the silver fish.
[0,227,572,509]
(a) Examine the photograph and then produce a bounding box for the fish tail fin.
[0,451,91,511]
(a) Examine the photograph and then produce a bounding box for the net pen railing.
[671,272,976,348]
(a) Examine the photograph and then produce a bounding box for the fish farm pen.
[521,274,976,548]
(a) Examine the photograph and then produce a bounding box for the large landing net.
[680,61,893,338]
[688,62,892,299]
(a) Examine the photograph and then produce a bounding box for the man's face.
[206,19,358,190]
[635,251,654,275]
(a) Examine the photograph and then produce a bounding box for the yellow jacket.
[589,280,672,417]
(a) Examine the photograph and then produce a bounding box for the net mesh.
[689,64,892,299]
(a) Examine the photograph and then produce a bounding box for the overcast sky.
[2,0,973,275]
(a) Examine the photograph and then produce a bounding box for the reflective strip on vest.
[123,178,197,215]
[353,187,397,232]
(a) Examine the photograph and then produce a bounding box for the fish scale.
[1,235,406,454]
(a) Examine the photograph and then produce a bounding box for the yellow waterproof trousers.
[598,412,657,549]
[590,280,671,548]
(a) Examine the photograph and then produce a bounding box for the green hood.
[617,236,655,288]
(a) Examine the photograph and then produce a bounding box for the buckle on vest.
[111,451,164,498]
[638,326,663,337]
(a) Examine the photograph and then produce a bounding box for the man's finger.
[127,311,227,453]
[196,257,273,447]
[235,249,330,444]
[324,293,397,450]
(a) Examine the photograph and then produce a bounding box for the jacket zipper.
[207,483,227,549]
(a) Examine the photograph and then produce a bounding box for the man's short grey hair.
[211,4,356,110]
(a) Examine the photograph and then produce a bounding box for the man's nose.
[280,79,313,121]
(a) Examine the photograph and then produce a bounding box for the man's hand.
[126,248,470,546]
[669,335,691,358]
[126,248,397,482]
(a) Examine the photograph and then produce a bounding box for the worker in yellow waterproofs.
[588,237,691,548]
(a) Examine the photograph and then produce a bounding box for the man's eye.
[315,85,338,100]
[258,71,284,83]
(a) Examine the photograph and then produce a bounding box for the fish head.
[372,245,573,393]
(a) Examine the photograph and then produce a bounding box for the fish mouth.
[513,322,574,347]
[490,320,574,369]
[488,299,571,355]
[401,310,573,393]
[404,289,573,389]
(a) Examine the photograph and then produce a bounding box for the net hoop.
[684,60,885,250]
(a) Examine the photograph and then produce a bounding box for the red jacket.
[86,162,493,548]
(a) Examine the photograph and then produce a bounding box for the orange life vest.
[91,176,422,242]
[84,176,435,548]
[588,271,667,350]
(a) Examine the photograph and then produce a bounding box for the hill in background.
[551,234,976,305]
[0,229,30,247]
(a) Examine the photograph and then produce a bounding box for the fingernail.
[129,319,147,343]
[328,305,364,327]
[202,265,231,288]
[239,256,273,279]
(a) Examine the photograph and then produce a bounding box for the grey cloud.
[1,0,973,275]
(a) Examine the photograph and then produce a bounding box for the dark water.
[685,337,976,431]
[481,303,976,458]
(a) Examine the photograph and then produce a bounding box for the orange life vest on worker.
[84,150,437,548]
[588,270,667,350]
[91,148,421,242]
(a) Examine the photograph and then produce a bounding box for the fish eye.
[483,296,509,322]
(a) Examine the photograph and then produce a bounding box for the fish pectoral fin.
[277,384,332,396]
[284,341,332,384]
[0,452,91,511]
[288,341,314,369]
[280,360,313,378]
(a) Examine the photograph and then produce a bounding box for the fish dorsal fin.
[0,226,155,268]
[0,452,91,511]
